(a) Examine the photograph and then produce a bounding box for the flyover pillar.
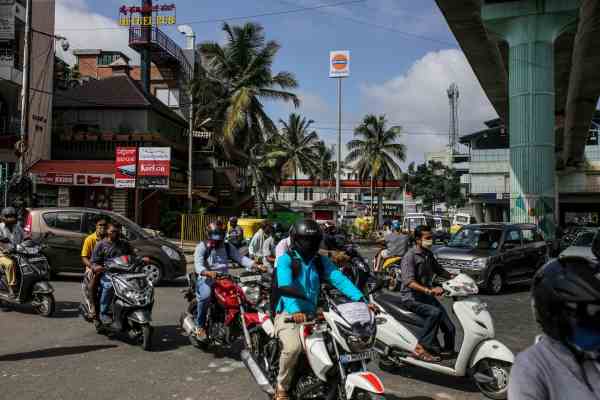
[482,1,579,239]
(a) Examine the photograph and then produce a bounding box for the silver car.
[559,229,598,263]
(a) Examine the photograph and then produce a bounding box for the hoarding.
[137,147,171,189]
[118,3,176,26]
[115,147,137,188]
[329,50,350,78]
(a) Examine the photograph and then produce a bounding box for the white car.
[559,230,598,263]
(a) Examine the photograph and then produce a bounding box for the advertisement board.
[115,147,137,188]
[329,50,350,78]
[138,147,171,189]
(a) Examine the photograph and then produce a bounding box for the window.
[521,229,535,244]
[155,88,180,107]
[82,213,112,234]
[97,53,119,66]
[43,212,83,232]
[504,229,521,247]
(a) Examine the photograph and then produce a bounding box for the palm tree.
[345,115,406,220]
[312,141,337,197]
[246,140,287,217]
[191,22,300,163]
[275,113,320,201]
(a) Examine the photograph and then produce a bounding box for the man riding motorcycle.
[374,219,409,272]
[90,222,137,324]
[0,207,26,299]
[226,216,244,248]
[81,217,108,319]
[193,221,263,339]
[508,233,600,399]
[273,219,378,400]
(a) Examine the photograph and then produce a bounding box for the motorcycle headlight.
[161,245,181,261]
[470,258,488,270]
[122,287,153,305]
[243,286,261,305]
[335,322,376,353]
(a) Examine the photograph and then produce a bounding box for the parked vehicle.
[80,255,154,350]
[434,223,548,294]
[433,216,451,244]
[450,213,475,234]
[24,207,186,285]
[402,213,436,235]
[0,239,55,316]
[559,229,598,263]
[372,274,514,399]
[242,287,385,400]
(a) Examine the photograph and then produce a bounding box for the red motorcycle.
[180,271,267,349]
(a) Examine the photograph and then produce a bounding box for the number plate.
[239,274,261,283]
[339,350,378,364]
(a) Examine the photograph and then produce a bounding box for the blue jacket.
[275,251,365,314]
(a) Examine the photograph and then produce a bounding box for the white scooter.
[371,274,513,400]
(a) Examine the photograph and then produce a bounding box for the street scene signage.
[137,147,171,189]
[115,147,137,188]
[329,50,350,78]
[118,3,176,26]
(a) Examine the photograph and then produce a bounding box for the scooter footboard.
[345,372,384,399]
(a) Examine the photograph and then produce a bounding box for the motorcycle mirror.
[368,279,385,295]
[278,286,309,301]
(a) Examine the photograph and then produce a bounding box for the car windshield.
[573,231,595,247]
[448,228,503,250]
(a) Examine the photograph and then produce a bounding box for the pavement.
[0,246,538,400]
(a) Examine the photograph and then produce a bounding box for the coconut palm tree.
[275,113,320,200]
[190,22,299,163]
[345,114,406,218]
[311,141,337,197]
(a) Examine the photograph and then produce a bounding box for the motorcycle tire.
[141,325,153,351]
[33,293,55,317]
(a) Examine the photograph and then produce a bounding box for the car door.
[521,228,548,277]
[41,211,86,272]
[499,228,523,281]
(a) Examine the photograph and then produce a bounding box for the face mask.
[570,325,600,352]
[421,239,433,249]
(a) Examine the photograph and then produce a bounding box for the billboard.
[115,147,137,188]
[329,50,350,78]
[137,147,171,189]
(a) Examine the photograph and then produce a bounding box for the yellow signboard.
[118,3,176,27]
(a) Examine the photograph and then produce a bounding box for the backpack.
[270,249,325,317]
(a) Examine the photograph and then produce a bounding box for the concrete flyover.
[435,0,600,237]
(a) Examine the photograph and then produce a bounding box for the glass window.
[504,229,521,246]
[43,212,83,232]
[82,213,112,234]
[522,229,535,244]
[574,231,595,247]
[447,228,502,250]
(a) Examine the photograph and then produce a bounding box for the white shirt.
[248,228,266,257]
[275,237,292,258]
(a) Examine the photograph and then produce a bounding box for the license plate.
[239,274,261,283]
[340,350,378,364]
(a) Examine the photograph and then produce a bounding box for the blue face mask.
[570,325,600,351]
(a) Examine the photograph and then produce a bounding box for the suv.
[23,208,186,285]
[433,223,548,294]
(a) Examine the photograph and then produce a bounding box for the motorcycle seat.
[382,257,402,270]
[374,293,426,328]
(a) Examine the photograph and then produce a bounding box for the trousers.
[403,295,455,352]
[195,278,213,326]
[274,313,303,391]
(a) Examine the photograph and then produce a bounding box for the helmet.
[229,216,238,225]
[1,207,16,219]
[532,257,600,355]
[391,220,402,231]
[290,219,323,261]
[206,221,226,242]
[273,222,286,241]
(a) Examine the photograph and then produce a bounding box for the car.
[23,207,187,285]
[433,223,549,294]
[559,229,598,263]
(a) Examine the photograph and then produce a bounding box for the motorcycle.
[80,255,155,351]
[179,270,266,349]
[242,287,386,400]
[371,274,513,399]
[339,244,372,294]
[0,239,55,316]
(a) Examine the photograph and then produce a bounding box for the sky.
[54,0,499,167]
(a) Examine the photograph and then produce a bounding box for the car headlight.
[161,245,181,261]
[470,258,488,270]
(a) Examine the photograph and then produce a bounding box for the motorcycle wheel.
[34,293,55,317]
[473,359,511,400]
[141,325,153,351]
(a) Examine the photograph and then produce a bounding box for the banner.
[115,147,137,188]
[138,147,171,189]
[329,50,350,78]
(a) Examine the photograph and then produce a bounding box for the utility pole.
[18,0,32,176]
[336,78,342,202]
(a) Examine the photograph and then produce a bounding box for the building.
[0,0,55,174]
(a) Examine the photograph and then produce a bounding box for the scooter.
[0,239,55,316]
[371,274,513,400]
[242,287,386,400]
[80,255,154,351]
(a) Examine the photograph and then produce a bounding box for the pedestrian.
[249,221,272,261]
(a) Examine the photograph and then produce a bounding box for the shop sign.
[138,147,170,189]
[118,3,176,26]
[36,173,74,185]
[115,147,137,188]
[35,173,114,187]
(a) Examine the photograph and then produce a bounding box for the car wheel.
[142,261,163,285]
[488,271,504,295]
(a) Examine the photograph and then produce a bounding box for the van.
[402,213,436,235]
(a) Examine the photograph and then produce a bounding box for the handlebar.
[283,313,325,324]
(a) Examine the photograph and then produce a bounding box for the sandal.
[273,387,289,400]
[411,350,441,363]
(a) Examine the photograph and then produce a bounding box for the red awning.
[30,160,115,175]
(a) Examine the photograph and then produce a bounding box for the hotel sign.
[118,3,176,27]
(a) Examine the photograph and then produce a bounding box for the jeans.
[403,295,455,352]
[99,274,114,320]
[195,278,213,327]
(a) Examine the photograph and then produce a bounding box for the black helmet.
[290,219,323,261]
[1,207,16,219]
[532,257,600,355]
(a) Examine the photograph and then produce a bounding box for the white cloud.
[360,49,498,166]
[55,0,139,65]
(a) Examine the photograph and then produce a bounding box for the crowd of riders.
[1,206,599,400]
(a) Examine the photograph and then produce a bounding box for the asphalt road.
[0,246,538,400]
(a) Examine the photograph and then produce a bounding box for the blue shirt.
[275,251,365,314]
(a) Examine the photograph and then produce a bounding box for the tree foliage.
[405,161,466,210]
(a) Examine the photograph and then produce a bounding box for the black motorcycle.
[340,244,372,294]
[0,239,55,316]
[80,255,154,350]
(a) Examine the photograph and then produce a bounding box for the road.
[0,246,538,400]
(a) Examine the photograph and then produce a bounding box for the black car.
[433,223,548,294]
